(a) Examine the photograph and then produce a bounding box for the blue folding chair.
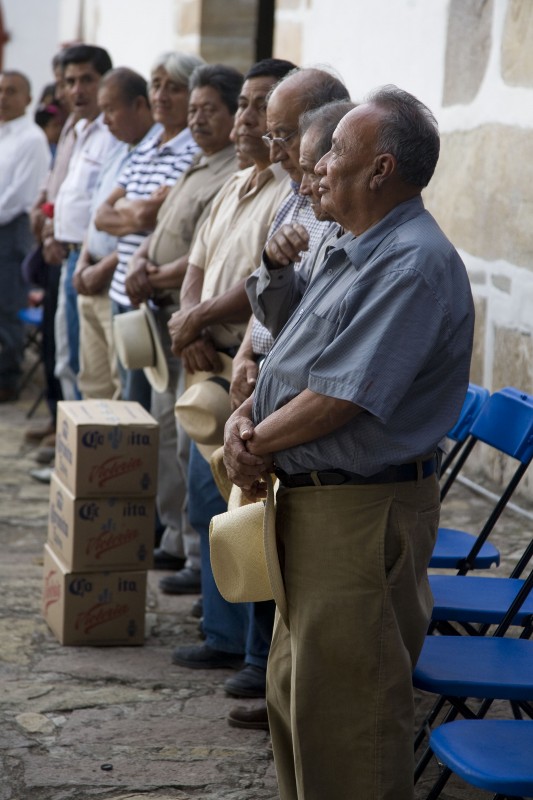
[17,305,45,417]
[413,569,533,796]
[439,382,490,500]
[430,387,533,573]
[429,719,533,800]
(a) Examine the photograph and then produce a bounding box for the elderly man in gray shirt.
[224,86,474,800]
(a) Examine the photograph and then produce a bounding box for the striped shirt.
[109,126,199,307]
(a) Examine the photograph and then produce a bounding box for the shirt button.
[327,268,333,275]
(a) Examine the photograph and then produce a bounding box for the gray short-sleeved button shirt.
[253,196,475,476]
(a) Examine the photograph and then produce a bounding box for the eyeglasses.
[261,130,298,150]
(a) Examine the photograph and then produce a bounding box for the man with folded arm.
[224,86,475,800]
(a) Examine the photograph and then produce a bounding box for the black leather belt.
[64,242,82,253]
[274,455,438,488]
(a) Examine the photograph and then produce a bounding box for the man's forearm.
[194,279,251,330]
[250,389,362,456]
[94,202,134,237]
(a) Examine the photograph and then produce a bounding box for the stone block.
[424,126,533,271]
[491,274,511,293]
[502,0,533,86]
[273,20,302,66]
[470,296,486,387]
[178,0,201,36]
[492,324,533,394]
[443,0,492,106]
[202,0,257,37]
[199,37,255,73]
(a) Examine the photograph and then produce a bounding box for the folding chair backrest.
[446,383,490,443]
[469,386,533,463]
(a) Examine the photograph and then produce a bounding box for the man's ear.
[370,153,396,190]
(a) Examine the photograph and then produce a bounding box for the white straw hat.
[209,474,288,625]
[113,303,169,393]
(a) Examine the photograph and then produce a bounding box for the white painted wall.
[58,0,185,82]
[2,0,61,107]
[300,0,449,110]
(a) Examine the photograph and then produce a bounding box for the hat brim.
[141,303,169,394]
[176,352,234,447]
[209,475,288,625]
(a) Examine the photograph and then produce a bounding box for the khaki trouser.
[151,306,200,568]
[77,292,121,400]
[267,475,440,800]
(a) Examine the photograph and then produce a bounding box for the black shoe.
[159,567,201,594]
[190,596,203,618]
[224,664,266,698]
[227,704,269,731]
[152,548,186,571]
[171,643,244,670]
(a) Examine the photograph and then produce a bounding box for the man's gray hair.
[366,84,440,188]
[300,99,356,160]
[151,51,205,87]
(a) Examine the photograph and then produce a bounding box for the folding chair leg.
[414,695,447,752]
[424,764,452,800]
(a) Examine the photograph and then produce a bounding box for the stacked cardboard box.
[42,400,159,645]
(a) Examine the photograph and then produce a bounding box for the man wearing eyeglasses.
[230,68,350,412]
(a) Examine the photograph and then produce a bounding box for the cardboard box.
[55,400,158,496]
[42,544,147,646]
[47,473,155,571]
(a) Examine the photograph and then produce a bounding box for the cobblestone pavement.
[1,381,532,800]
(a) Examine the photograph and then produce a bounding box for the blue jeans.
[65,248,81,378]
[246,600,274,670]
[188,442,248,654]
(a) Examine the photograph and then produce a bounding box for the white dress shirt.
[0,114,50,226]
[53,114,116,244]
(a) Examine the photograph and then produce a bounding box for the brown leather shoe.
[24,419,55,442]
[227,704,269,731]
[0,387,19,404]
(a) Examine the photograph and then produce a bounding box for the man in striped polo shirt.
[94,51,203,406]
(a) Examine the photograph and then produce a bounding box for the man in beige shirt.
[125,64,243,588]
[165,59,294,665]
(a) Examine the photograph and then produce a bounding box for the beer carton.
[55,400,158,496]
[42,544,146,646]
[47,473,154,571]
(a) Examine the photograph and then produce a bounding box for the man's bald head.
[0,71,32,122]
[265,67,350,183]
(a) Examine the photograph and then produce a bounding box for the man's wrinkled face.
[264,84,304,183]
[99,83,140,143]
[64,61,102,120]
[233,76,276,166]
[0,74,31,122]
[149,66,189,132]
[188,85,234,155]
[316,105,381,228]
[299,126,332,222]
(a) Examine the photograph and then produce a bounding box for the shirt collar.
[154,125,196,154]
[337,195,426,270]
[0,113,30,133]
[194,143,236,172]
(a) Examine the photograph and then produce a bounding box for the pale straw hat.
[113,303,169,393]
[175,353,234,456]
[209,473,288,626]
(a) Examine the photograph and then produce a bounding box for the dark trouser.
[0,214,33,390]
[42,260,63,419]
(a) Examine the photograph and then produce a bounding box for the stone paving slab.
[1,387,532,799]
